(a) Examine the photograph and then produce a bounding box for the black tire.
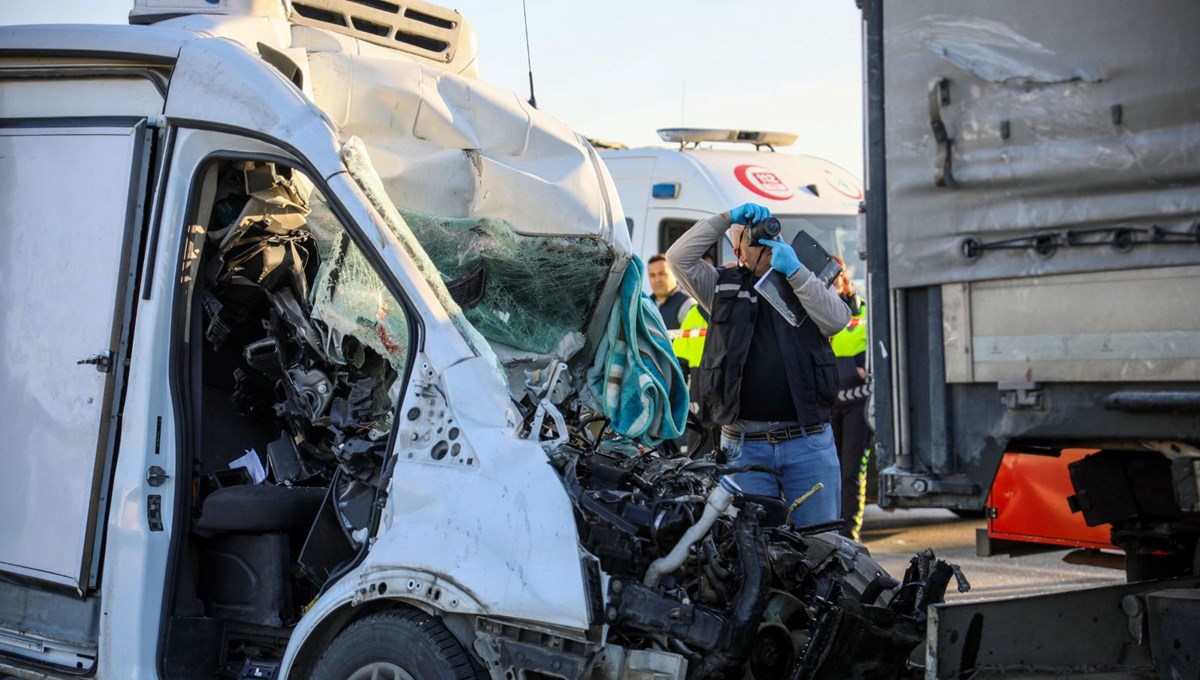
[312,609,483,680]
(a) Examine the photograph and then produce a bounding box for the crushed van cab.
[0,2,958,678]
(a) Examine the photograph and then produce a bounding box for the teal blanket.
[588,256,689,445]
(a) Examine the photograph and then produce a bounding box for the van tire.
[311,609,483,680]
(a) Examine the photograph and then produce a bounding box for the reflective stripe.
[672,304,708,367]
[714,282,755,301]
[837,384,873,402]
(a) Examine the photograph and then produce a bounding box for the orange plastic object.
[987,449,1116,551]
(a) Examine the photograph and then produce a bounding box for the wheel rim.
[346,662,417,680]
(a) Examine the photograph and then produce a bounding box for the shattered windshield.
[341,139,613,356]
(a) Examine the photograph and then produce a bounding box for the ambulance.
[598,128,864,287]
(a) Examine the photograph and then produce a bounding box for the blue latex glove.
[728,203,770,225]
[759,238,803,277]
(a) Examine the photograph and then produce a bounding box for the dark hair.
[647,253,668,265]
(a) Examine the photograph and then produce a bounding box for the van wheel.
[312,609,483,680]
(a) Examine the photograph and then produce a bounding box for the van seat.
[193,485,326,537]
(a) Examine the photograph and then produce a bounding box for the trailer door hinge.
[999,381,1043,410]
[928,77,955,187]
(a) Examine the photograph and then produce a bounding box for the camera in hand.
[748,216,781,243]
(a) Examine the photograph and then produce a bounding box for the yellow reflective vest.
[670,304,708,369]
[831,300,867,358]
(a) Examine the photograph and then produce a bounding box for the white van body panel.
[0,125,144,591]
[379,354,589,628]
[0,23,190,59]
[281,350,591,674]
[165,37,347,180]
[0,79,165,119]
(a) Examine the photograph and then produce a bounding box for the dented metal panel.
[943,265,1200,383]
[883,1,1200,289]
[304,48,618,240]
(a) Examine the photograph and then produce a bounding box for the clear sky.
[0,1,864,177]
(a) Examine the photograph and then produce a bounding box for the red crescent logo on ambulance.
[734,164,794,201]
[825,169,863,200]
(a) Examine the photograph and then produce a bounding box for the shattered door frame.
[157,128,425,629]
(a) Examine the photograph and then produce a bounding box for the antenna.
[680,77,686,127]
[522,0,537,109]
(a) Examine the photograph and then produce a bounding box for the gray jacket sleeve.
[788,267,851,337]
[664,214,727,315]
[665,212,850,336]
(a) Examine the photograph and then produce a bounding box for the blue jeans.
[721,424,841,528]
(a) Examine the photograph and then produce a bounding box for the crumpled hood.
[303,32,633,391]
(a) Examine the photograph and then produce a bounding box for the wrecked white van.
[0,2,955,678]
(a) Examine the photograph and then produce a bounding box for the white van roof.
[0,17,622,242]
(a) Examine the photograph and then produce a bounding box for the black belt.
[721,423,827,443]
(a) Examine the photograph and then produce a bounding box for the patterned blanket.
[588,256,689,445]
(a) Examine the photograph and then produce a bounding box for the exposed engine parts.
[549,434,969,679]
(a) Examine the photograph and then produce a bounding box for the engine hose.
[859,574,899,605]
[704,559,734,603]
[689,505,772,680]
[670,639,701,666]
[703,537,731,580]
[644,481,735,587]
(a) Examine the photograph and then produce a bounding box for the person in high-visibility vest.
[669,303,708,371]
[829,256,871,540]
[668,301,712,454]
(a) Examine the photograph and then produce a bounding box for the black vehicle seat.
[193,484,326,537]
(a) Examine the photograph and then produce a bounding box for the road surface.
[860,506,1124,604]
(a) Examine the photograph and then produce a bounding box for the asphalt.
[859,506,1125,604]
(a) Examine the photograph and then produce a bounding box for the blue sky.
[0,1,864,177]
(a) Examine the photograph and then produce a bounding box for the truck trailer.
[861,0,1200,676]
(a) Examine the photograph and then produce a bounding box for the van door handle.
[77,350,113,374]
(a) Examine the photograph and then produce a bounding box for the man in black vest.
[647,253,696,332]
[665,203,850,527]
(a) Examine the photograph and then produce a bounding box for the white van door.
[0,119,151,594]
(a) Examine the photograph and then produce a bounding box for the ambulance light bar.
[656,128,797,148]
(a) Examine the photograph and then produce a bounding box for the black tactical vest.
[657,289,690,331]
[694,267,838,426]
